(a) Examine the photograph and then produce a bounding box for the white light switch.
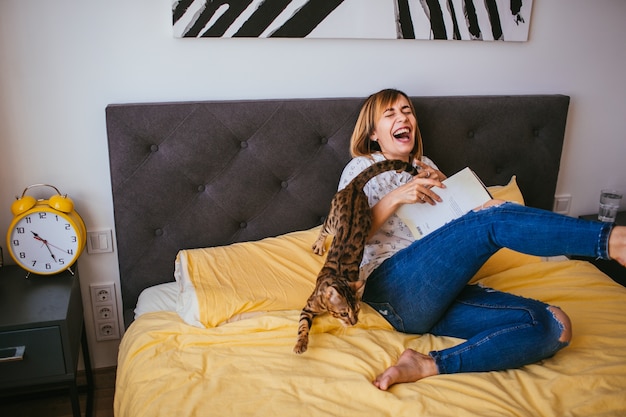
[87,229,114,254]
[553,194,572,215]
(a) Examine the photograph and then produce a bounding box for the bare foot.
[608,226,626,267]
[373,349,438,391]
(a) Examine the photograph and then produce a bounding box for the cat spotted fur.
[294,159,417,354]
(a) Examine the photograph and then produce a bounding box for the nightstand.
[0,265,93,417]
[572,211,626,287]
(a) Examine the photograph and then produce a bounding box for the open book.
[396,167,492,239]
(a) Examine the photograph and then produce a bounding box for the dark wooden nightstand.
[0,265,93,417]
[572,211,626,287]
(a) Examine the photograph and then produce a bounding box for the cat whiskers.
[332,322,349,338]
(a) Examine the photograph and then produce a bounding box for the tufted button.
[154,228,164,236]
[496,167,504,174]
[281,181,288,189]
[150,144,159,152]
[239,222,247,229]
[240,141,248,148]
[320,137,328,144]
[533,129,540,137]
[467,130,475,138]
[197,184,206,192]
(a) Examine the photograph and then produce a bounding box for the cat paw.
[293,341,308,354]
[312,242,325,255]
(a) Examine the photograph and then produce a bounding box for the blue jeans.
[363,202,613,374]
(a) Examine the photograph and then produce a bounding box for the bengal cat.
[293,159,418,354]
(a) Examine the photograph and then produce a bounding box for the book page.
[396,167,492,239]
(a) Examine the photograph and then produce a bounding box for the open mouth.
[393,127,411,140]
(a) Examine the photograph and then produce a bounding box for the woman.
[339,89,626,391]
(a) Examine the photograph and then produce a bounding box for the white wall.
[1,0,625,368]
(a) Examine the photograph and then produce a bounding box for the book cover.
[396,167,492,239]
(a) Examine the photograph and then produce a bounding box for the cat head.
[323,280,365,327]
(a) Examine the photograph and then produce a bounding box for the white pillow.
[134,282,179,319]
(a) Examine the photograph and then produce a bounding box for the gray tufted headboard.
[106,95,570,326]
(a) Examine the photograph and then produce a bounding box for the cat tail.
[351,159,417,189]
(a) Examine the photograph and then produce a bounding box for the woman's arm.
[368,164,445,239]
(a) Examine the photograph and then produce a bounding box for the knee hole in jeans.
[548,306,572,344]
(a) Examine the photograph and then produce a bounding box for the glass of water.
[598,189,623,222]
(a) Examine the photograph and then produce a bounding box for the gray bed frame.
[105,95,570,326]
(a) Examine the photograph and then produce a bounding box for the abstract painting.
[173,0,533,41]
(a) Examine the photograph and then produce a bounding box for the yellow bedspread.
[116,257,626,416]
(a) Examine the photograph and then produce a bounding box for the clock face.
[8,210,81,274]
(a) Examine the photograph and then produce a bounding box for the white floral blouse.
[338,152,439,280]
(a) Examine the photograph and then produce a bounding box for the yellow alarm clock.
[6,184,86,275]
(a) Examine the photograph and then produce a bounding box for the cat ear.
[324,286,345,306]
[324,286,341,303]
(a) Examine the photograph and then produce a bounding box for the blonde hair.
[350,89,423,161]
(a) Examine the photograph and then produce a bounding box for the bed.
[106,95,626,416]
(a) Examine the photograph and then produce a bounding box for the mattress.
[116,237,626,417]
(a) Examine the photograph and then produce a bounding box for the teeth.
[393,128,410,138]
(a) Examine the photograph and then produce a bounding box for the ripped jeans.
[362,202,613,374]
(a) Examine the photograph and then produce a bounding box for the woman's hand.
[415,160,447,183]
[368,162,446,238]
[393,161,446,206]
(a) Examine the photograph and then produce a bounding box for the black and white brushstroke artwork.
[173,0,533,41]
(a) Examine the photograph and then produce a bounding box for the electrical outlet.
[97,305,114,320]
[97,321,120,340]
[91,284,113,303]
[90,283,121,341]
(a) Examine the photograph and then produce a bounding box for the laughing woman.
[338,88,626,390]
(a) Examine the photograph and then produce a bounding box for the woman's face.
[370,95,417,161]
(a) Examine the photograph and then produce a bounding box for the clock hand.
[32,235,70,253]
[32,232,73,257]
[31,231,58,263]
[46,242,72,254]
